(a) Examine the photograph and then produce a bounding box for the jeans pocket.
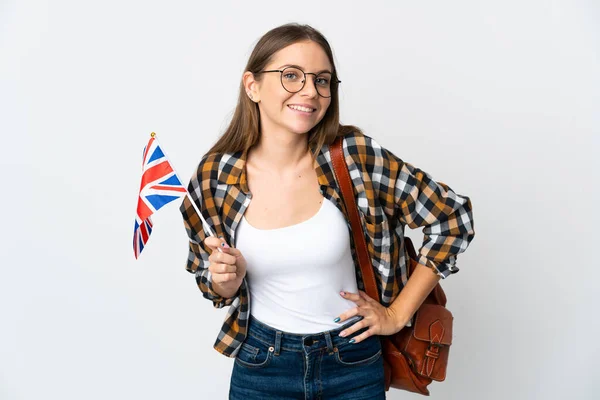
[234,335,274,369]
[334,335,382,367]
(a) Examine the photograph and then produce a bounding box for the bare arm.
[386,263,441,329]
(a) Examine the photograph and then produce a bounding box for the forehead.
[267,40,332,71]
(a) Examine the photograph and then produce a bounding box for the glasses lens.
[314,73,333,98]
[281,67,304,93]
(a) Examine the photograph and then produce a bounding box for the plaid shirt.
[179,131,475,358]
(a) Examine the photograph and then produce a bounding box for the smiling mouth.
[288,105,316,113]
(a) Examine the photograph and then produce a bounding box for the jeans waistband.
[247,314,370,355]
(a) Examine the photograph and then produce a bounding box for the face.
[245,40,333,136]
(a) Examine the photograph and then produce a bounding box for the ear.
[243,71,260,103]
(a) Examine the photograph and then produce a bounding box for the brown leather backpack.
[331,136,453,396]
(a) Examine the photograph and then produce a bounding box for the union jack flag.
[134,134,187,259]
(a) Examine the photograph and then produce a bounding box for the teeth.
[289,105,314,112]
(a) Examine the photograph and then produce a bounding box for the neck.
[249,128,312,172]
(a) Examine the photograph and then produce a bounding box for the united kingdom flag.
[134,133,187,259]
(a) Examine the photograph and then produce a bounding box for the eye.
[316,77,330,86]
[283,72,299,80]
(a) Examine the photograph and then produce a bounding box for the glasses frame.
[259,66,341,98]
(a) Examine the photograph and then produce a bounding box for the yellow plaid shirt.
[180,131,475,357]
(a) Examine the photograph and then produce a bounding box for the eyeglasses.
[258,66,341,98]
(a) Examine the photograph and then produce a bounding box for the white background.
[1,0,598,399]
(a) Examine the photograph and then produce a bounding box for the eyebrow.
[278,64,332,74]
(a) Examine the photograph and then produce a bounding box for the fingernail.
[221,242,230,249]
[333,317,340,323]
[349,339,355,344]
[340,291,345,296]
[339,331,346,337]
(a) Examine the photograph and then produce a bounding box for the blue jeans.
[229,314,386,399]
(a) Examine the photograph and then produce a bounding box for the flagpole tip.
[150,132,156,138]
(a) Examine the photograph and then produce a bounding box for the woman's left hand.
[335,290,406,344]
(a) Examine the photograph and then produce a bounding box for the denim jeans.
[229,314,386,399]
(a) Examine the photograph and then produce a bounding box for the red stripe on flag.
[137,197,154,221]
[152,185,187,192]
[134,232,139,259]
[140,220,150,242]
[142,137,155,167]
[139,161,173,191]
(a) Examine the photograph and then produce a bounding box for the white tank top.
[235,197,361,333]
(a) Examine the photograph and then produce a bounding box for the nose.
[299,75,318,98]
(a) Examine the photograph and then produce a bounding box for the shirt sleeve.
[365,137,475,279]
[179,159,237,308]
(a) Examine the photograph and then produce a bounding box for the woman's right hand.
[204,236,247,298]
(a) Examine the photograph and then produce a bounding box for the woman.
[180,23,475,399]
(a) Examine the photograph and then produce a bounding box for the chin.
[286,123,318,135]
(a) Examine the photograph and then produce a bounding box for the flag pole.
[150,132,224,252]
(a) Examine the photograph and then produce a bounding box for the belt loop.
[274,331,282,356]
[324,332,334,353]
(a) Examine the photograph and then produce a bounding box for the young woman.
[180,23,475,399]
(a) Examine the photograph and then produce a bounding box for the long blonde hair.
[206,23,361,161]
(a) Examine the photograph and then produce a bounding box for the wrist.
[212,278,243,299]
[386,306,412,332]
